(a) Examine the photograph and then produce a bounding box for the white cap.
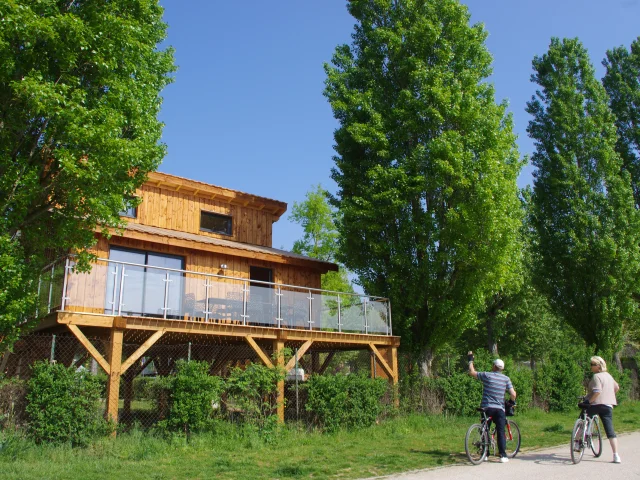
[493,359,505,370]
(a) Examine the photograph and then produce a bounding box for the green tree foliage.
[603,37,640,209]
[0,0,175,344]
[25,361,109,445]
[289,184,355,294]
[527,38,640,356]
[324,0,523,372]
[467,189,569,364]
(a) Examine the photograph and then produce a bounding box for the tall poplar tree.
[603,37,640,209]
[527,38,640,355]
[0,0,175,343]
[324,0,522,373]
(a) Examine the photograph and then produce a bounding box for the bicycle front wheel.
[505,419,521,458]
[590,416,602,457]
[465,423,488,465]
[570,419,586,464]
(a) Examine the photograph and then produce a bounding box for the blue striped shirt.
[477,372,513,410]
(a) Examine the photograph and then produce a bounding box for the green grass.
[0,402,638,480]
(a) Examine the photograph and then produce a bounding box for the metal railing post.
[204,280,212,322]
[188,342,191,362]
[162,271,171,319]
[36,276,42,318]
[109,264,119,315]
[47,264,55,314]
[61,258,71,311]
[307,289,313,330]
[117,266,127,316]
[337,294,342,333]
[276,286,282,328]
[363,298,369,334]
[242,281,248,326]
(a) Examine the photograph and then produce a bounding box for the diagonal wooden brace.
[284,340,313,372]
[120,330,165,375]
[369,343,395,380]
[245,335,273,368]
[67,324,110,374]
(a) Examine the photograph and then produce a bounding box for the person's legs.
[588,405,619,462]
[487,408,507,458]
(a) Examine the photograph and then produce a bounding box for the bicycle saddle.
[578,402,590,409]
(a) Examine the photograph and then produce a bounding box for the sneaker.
[499,456,509,463]
[482,456,488,462]
[613,453,621,464]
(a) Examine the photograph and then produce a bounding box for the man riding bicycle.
[468,351,517,463]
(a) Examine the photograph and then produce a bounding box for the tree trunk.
[613,351,623,372]
[419,347,435,377]
[486,315,499,356]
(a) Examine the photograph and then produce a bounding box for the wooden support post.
[311,352,320,374]
[105,328,123,428]
[390,346,399,407]
[274,338,285,423]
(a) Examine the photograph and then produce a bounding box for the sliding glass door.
[105,247,184,318]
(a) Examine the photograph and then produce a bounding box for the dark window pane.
[119,205,137,218]
[200,211,232,235]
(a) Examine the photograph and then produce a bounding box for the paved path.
[370,431,640,480]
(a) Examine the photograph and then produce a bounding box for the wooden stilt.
[274,338,285,423]
[105,328,123,428]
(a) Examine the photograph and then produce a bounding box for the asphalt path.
[369,431,640,480]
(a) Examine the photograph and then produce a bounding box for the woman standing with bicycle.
[585,356,621,464]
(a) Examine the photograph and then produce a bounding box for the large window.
[105,247,184,318]
[200,211,232,235]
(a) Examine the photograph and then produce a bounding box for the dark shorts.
[587,404,616,439]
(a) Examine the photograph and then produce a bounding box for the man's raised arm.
[467,351,478,379]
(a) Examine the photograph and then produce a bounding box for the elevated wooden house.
[27,172,399,424]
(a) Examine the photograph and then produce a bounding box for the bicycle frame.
[480,411,515,454]
[571,402,602,464]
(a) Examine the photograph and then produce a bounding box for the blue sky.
[157,0,640,251]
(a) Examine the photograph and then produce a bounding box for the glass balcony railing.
[49,258,392,336]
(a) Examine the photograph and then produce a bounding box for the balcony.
[38,258,392,336]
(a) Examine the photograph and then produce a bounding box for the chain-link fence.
[0,332,387,430]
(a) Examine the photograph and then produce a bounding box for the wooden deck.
[35,311,400,425]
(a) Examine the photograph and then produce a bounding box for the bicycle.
[570,399,602,464]
[465,405,521,465]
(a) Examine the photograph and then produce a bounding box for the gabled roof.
[109,222,339,273]
[146,172,287,219]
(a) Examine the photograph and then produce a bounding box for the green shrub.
[159,360,224,436]
[534,351,584,412]
[25,361,109,445]
[133,376,157,401]
[503,359,534,411]
[225,361,284,431]
[304,373,387,432]
[438,373,483,416]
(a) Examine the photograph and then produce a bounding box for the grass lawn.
[0,402,638,480]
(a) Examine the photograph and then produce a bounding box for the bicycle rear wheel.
[465,423,488,465]
[570,419,586,464]
[589,416,602,457]
[505,420,521,458]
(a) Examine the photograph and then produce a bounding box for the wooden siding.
[93,236,321,290]
[128,184,276,247]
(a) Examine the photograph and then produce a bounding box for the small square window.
[200,211,232,235]
[119,202,137,218]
